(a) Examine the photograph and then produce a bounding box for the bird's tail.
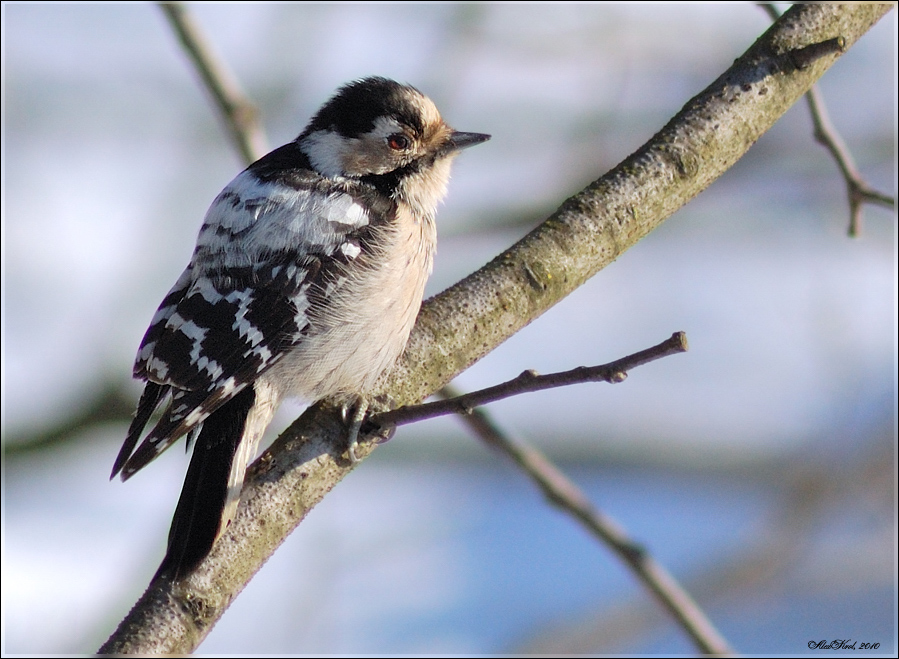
[154,385,274,580]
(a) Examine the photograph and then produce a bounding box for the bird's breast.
[262,205,436,402]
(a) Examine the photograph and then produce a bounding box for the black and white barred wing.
[112,170,374,480]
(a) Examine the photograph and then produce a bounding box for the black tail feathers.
[154,386,256,580]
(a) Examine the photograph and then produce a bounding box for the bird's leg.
[342,395,369,463]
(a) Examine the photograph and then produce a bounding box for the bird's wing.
[113,168,384,479]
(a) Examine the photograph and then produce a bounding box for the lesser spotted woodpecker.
[111,77,489,579]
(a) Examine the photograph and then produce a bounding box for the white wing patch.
[196,172,371,270]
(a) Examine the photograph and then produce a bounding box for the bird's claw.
[342,397,369,464]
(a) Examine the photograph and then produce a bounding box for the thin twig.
[372,332,688,429]
[759,3,896,236]
[803,85,896,236]
[442,382,734,656]
[158,2,268,164]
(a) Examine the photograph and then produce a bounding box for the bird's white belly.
[262,216,434,404]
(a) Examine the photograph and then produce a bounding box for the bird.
[111,77,489,580]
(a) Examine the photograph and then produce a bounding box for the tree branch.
[4,379,134,453]
[158,2,268,164]
[519,418,895,653]
[439,382,734,656]
[804,84,897,237]
[100,4,894,654]
[372,332,688,429]
[760,3,896,236]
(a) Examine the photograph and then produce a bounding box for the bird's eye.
[388,134,410,151]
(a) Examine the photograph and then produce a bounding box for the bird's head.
[298,77,490,183]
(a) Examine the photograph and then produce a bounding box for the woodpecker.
[112,77,489,580]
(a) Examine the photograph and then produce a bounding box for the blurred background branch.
[3,379,134,454]
[519,413,895,653]
[440,383,734,656]
[158,2,268,163]
[759,3,896,236]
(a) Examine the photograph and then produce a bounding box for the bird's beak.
[446,131,491,152]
